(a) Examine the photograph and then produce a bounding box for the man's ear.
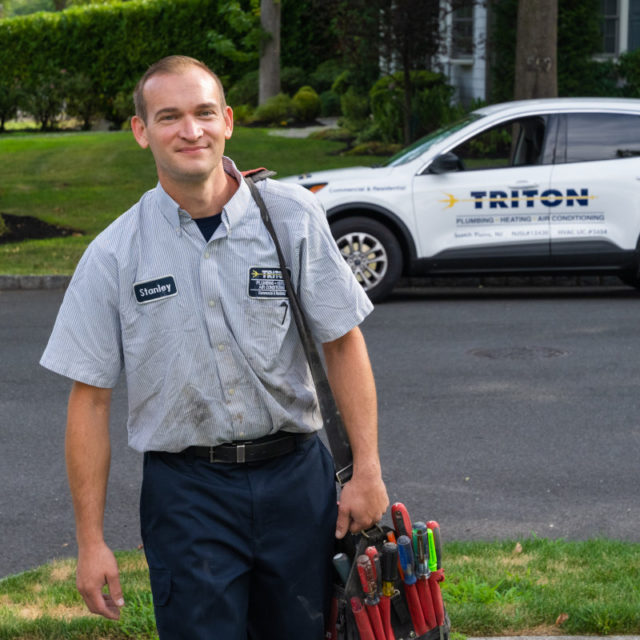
[224,106,234,140]
[131,115,149,149]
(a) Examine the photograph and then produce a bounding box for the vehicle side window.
[448,116,547,171]
[563,113,640,163]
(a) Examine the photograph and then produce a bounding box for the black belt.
[184,432,315,464]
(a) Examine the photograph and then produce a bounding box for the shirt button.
[238,431,245,436]
[208,300,216,308]
[204,252,211,259]
[228,388,235,396]
[218,344,226,351]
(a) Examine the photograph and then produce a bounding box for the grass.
[0,127,386,274]
[1,538,639,639]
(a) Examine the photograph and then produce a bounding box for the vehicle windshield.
[383,114,484,167]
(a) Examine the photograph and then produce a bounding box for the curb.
[0,275,72,290]
[0,274,631,292]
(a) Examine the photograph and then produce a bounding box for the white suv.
[281,98,640,301]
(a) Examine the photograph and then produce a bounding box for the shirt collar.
[153,156,252,234]
[221,156,252,232]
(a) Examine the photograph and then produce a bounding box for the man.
[41,55,388,639]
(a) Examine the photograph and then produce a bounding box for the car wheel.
[330,217,402,303]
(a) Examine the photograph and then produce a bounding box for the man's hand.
[76,542,125,620]
[335,469,389,538]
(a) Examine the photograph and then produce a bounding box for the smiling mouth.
[178,146,208,154]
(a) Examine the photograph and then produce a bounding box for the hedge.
[0,0,253,126]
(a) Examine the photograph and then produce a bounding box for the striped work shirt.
[40,158,373,452]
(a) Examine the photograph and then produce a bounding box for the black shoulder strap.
[244,173,353,486]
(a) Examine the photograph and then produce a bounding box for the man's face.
[131,67,233,187]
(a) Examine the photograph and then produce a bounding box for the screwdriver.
[397,535,428,637]
[380,542,398,640]
[427,521,446,640]
[413,522,437,629]
[350,597,376,640]
[357,554,387,640]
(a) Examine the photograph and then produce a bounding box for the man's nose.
[180,116,203,140]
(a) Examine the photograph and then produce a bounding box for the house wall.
[439,2,488,105]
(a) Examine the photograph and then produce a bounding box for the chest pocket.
[240,299,292,374]
[121,288,197,376]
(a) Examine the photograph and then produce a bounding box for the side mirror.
[428,152,464,174]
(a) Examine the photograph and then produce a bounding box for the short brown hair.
[133,55,226,123]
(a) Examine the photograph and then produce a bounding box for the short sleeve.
[295,193,374,343]
[40,241,123,388]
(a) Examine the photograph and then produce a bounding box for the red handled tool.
[350,597,376,640]
[427,521,446,640]
[413,522,437,629]
[357,554,387,640]
[392,502,414,582]
[397,535,428,637]
[391,502,412,538]
[380,542,397,640]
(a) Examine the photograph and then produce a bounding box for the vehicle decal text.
[440,188,597,210]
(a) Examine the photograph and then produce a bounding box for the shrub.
[227,70,259,107]
[319,90,341,117]
[280,66,306,94]
[0,78,21,131]
[292,85,320,123]
[310,59,344,93]
[339,87,370,132]
[618,49,640,96]
[19,68,68,130]
[65,72,102,130]
[0,214,7,238]
[0,0,242,128]
[252,93,293,125]
[369,70,454,144]
[232,103,254,124]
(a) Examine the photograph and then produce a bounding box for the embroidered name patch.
[133,275,177,304]
[248,267,289,298]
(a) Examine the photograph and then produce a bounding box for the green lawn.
[2,537,639,639]
[0,127,384,274]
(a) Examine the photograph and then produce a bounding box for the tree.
[380,0,441,144]
[259,0,280,105]
[514,0,558,99]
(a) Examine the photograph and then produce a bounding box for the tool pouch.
[244,170,448,640]
[329,525,450,640]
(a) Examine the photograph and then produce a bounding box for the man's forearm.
[66,382,124,620]
[323,327,389,536]
[66,381,113,547]
[322,327,380,474]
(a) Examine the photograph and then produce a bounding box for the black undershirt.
[194,213,222,242]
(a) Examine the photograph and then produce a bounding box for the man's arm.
[322,326,389,538]
[66,381,124,620]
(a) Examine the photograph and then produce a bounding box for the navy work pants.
[140,435,337,640]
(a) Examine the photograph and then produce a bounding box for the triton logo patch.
[440,188,597,210]
[248,267,290,298]
[133,275,177,304]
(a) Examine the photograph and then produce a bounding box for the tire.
[330,217,403,303]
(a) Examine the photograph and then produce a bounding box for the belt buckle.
[236,444,246,463]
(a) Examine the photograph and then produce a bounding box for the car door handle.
[508,183,538,189]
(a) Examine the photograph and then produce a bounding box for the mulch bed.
[0,213,82,244]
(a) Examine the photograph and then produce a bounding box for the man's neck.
[161,166,239,219]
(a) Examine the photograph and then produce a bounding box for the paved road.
[2,285,640,578]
